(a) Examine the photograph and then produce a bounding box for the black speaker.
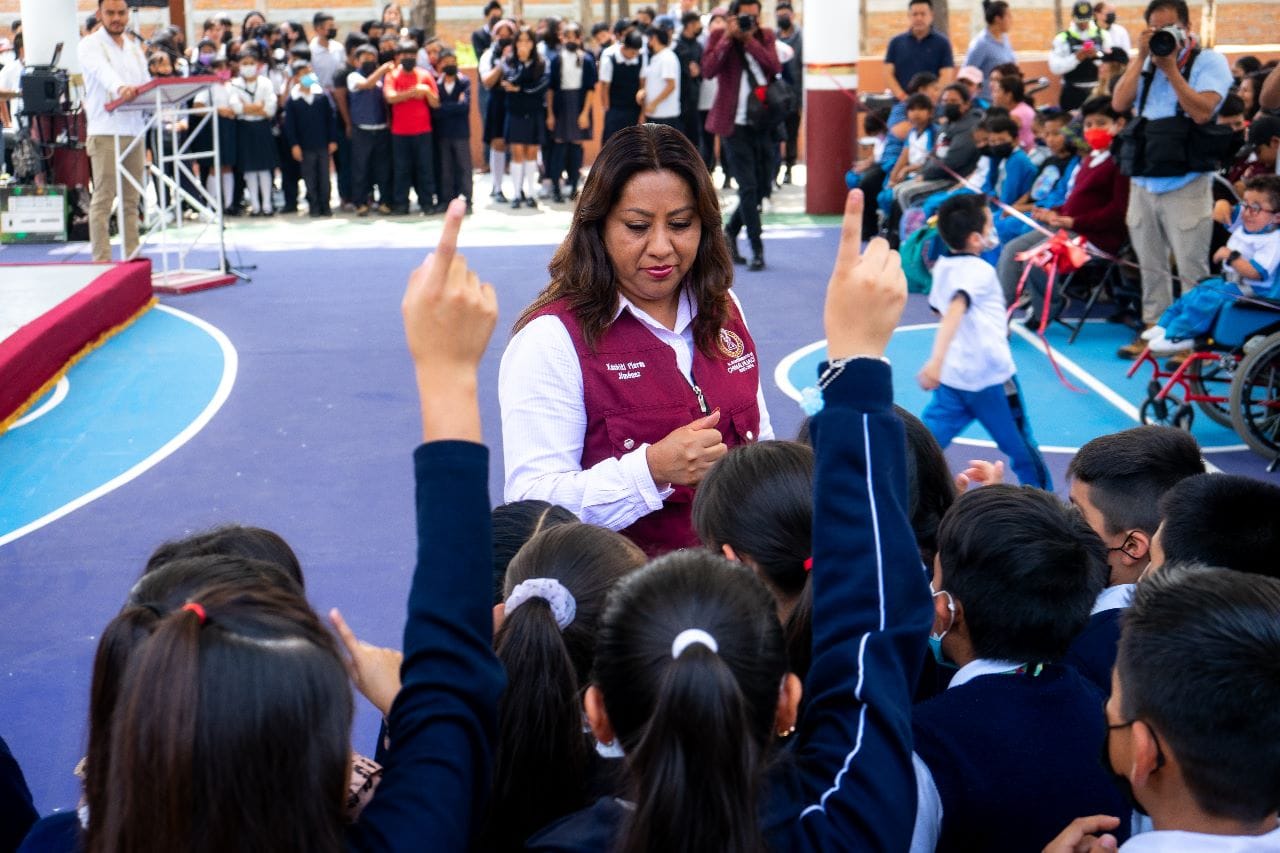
[19,67,69,116]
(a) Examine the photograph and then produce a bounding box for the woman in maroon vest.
[501,123,774,556]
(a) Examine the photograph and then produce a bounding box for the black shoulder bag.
[738,41,792,132]
[1113,49,1233,177]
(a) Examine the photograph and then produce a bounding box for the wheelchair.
[1128,295,1280,464]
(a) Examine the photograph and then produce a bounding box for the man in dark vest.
[1049,1,1111,110]
[598,30,643,145]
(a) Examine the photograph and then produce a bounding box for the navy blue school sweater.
[528,359,936,852]
[283,88,340,151]
[18,444,506,853]
[1063,607,1124,696]
[1,735,37,852]
[433,75,472,139]
[913,664,1132,853]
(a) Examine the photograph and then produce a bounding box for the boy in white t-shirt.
[918,193,1051,489]
[1145,175,1280,352]
[640,27,681,127]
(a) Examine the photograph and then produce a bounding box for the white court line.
[0,305,238,548]
[774,322,1232,465]
[10,378,70,429]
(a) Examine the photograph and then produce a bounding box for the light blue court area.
[776,320,1242,453]
[0,305,236,545]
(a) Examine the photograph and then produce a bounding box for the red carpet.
[0,260,154,431]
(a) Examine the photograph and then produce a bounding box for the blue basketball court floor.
[1,207,1274,815]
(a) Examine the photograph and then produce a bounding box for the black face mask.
[943,104,964,122]
[1100,725,1151,817]
[401,58,416,72]
[379,50,396,64]
[1104,11,1116,25]
[360,60,377,76]
[777,15,792,29]
[327,28,338,39]
[563,41,579,51]
[489,15,502,27]
[442,64,458,76]
[989,142,1015,159]
[497,37,513,50]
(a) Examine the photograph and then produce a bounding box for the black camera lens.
[737,13,755,30]
[1149,29,1176,57]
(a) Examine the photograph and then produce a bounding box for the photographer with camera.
[1111,0,1233,359]
[702,0,782,272]
[1049,1,1111,111]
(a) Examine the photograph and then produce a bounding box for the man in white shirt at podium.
[78,0,149,261]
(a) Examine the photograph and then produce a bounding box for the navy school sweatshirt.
[527,359,936,851]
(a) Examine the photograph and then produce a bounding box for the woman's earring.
[777,725,796,738]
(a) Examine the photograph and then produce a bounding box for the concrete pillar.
[803,0,857,215]
[18,0,82,74]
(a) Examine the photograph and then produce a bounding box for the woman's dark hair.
[491,501,578,603]
[483,523,646,850]
[144,524,305,589]
[514,124,734,357]
[691,441,813,613]
[86,559,320,853]
[983,0,1010,23]
[542,16,562,49]
[240,9,266,41]
[593,551,786,853]
[512,26,546,76]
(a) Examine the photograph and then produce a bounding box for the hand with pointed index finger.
[823,190,907,361]
[402,196,498,442]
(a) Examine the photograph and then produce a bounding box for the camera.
[737,13,756,31]
[1148,24,1186,58]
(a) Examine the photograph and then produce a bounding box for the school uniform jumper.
[432,75,474,204]
[1064,583,1135,696]
[599,46,641,145]
[527,359,936,851]
[347,68,392,207]
[502,58,550,146]
[549,50,596,194]
[283,83,340,216]
[911,661,1133,852]
[923,253,1052,489]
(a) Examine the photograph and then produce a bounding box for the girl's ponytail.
[621,644,767,853]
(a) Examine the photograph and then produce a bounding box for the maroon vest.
[534,296,763,556]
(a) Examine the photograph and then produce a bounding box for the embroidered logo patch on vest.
[718,328,745,359]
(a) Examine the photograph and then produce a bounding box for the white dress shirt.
[229,75,277,121]
[1092,582,1136,615]
[77,27,150,137]
[910,658,1026,853]
[499,289,774,531]
[1121,827,1280,851]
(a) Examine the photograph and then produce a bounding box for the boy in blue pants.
[918,193,1051,489]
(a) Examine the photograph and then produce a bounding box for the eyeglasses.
[1241,202,1278,215]
[1104,704,1167,770]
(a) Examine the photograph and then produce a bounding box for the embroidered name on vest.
[606,360,647,380]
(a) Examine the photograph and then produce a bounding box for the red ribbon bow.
[1010,230,1092,393]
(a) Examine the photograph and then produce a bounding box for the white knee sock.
[255,171,274,213]
[222,172,234,208]
[491,150,506,196]
[246,173,262,213]
[205,173,219,206]
[524,160,536,199]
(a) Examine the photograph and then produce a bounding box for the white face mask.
[980,228,1000,251]
[240,65,258,80]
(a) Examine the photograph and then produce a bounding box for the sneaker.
[356,205,370,217]
[375,204,393,215]
[725,231,746,265]
[749,253,765,271]
[512,196,523,210]
[1148,335,1195,355]
[492,191,509,203]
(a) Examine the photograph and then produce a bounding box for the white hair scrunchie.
[671,628,719,659]
[506,578,577,630]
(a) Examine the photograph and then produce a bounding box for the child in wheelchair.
[1144,175,1280,354]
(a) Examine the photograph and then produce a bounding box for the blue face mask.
[301,73,319,88]
[930,587,958,670]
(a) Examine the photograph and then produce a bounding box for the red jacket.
[701,27,782,138]
[1058,151,1130,255]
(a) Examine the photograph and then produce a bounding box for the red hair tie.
[182,602,207,625]
[803,558,813,572]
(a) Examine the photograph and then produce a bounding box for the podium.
[104,75,237,294]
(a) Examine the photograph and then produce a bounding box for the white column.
[18,0,83,74]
